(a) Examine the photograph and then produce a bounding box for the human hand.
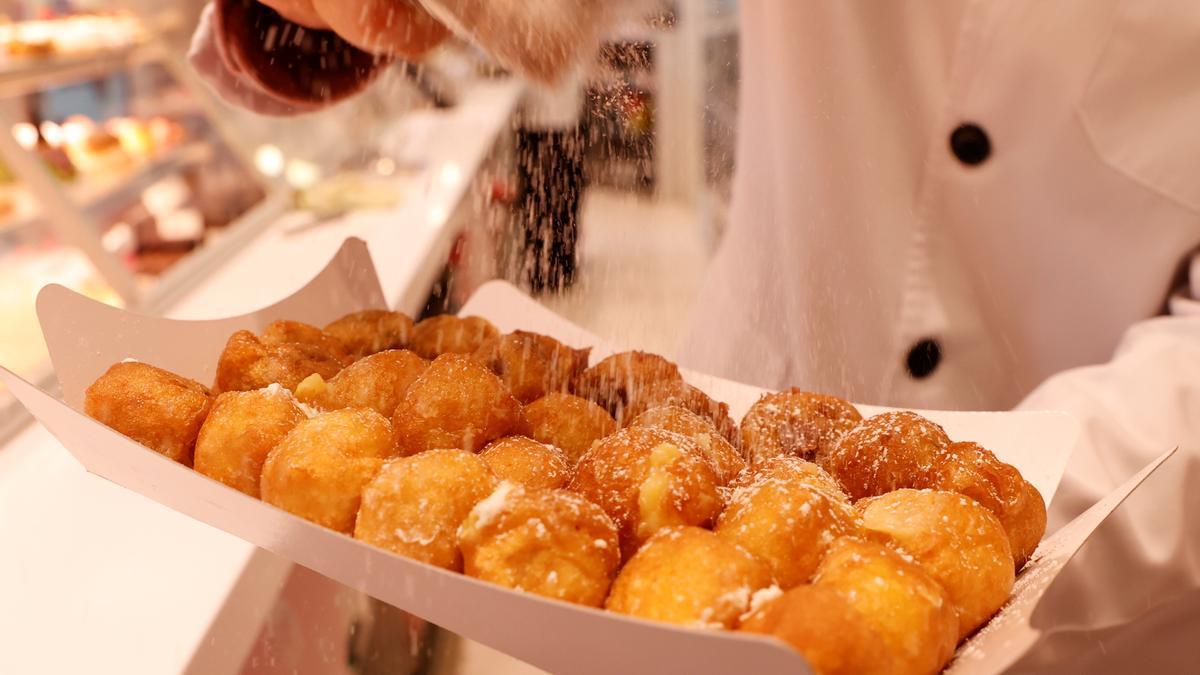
[309,0,450,58]
[256,0,328,29]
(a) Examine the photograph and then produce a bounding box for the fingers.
[258,0,329,29]
[310,0,449,57]
[215,0,388,109]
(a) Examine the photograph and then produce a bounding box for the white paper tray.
[1,238,1174,675]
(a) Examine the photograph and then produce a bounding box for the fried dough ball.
[260,408,394,533]
[324,309,414,359]
[738,585,892,675]
[928,442,1047,569]
[617,379,739,444]
[194,385,307,497]
[814,538,958,675]
[409,315,499,360]
[518,393,617,464]
[728,455,849,505]
[858,489,1014,640]
[85,361,212,466]
[312,349,428,418]
[606,526,774,628]
[458,484,620,606]
[574,351,684,422]
[569,427,722,558]
[628,406,744,485]
[214,330,344,393]
[479,436,571,490]
[716,469,862,589]
[391,354,523,456]
[472,330,590,403]
[262,319,353,366]
[741,390,862,466]
[355,449,496,570]
[816,411,951,501]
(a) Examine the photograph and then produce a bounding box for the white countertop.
[170,79,524,319]
[0,423,291,675]
[0,77,523,675]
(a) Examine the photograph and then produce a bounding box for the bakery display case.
[0,5,275,437]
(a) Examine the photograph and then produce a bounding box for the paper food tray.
[1,238,1175,675]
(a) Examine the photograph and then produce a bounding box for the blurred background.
[0,1,739,673]
[0,0,739,436]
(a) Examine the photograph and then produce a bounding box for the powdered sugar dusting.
[393,528,437,546]
[471,481,517,529]
[262,382,320,417]
[740,585,783,621]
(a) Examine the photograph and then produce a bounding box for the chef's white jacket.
[678,1,1200,670]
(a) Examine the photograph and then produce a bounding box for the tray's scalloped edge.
[36,237,386,409]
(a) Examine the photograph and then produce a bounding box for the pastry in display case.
[0,59,268,277]
[0,10,145,61]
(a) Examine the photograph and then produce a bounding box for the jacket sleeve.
[1011,256,1200,671]
[188,1,387,116]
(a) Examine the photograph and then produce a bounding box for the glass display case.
[0,4,276,436]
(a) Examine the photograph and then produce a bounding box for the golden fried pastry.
[472,330,590,403]
[518,393,617,464]
[606,526,773,628]
[85,361,212,466]
[262,319,353,366]
[260,408,394,533]
[814,537,958,675]
[620,380,740,446]
[738,585,892,675]
[858,489,1014,640]
[391,354,523,456]
[927,441,1047,569]
[741,390,862,466]
[816,411,951,501]
[569,427,722,558]
[194,386,307,497]
[479,436,571,490]
[355,449,497,570]
[628,406,744,485]
[458,484,620,605]
[716,470,862,589]
[324,309,414,359]
[409,315,499,360]
[574,351,684,422]
[214,330,344,394]
[728,455,849,504]
[311,349,428,418]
